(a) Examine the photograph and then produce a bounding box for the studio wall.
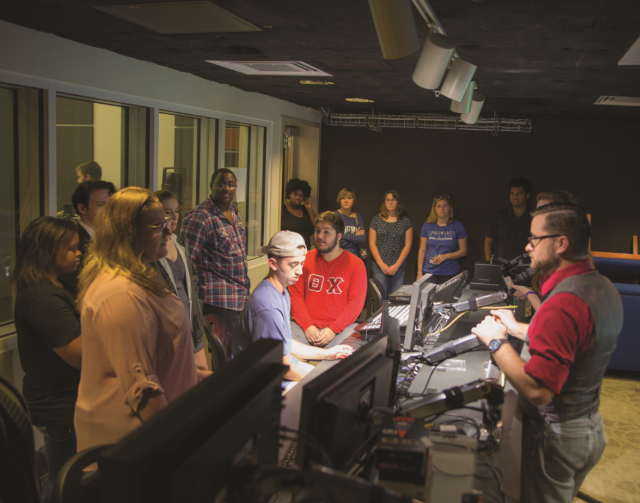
[319,117,640,281]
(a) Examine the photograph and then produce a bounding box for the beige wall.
[93,103,122,189]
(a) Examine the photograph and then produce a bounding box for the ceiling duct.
[594,96,640,107]
[206,61,332,76]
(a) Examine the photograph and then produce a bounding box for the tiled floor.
[574,377,640,503]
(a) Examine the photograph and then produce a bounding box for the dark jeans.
[203,304,242,357]
[36,425,77,503]
[370,261,407,298]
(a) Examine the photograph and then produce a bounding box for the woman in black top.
[13,217,81,503]
[281,178,316,249]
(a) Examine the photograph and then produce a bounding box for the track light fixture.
[450,81,476,114]
[412,32,456,90]
[367,0,420,60]
[460,91,485,124]
[440,58,477,102]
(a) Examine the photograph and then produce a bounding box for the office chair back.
[204,318,227,371]
[368,278,385,314]
[0,375,41,503]
[53,445,110,503]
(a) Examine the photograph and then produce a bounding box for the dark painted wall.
[318,117,640,281]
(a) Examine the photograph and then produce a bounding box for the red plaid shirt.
[180,197,250,311]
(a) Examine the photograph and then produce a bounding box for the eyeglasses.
[527,234,561,248]
[144,218,171,232]
[214,181,237,189]
[433,195,450,201]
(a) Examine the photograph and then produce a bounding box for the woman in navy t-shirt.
[334,187,366,257]
[417,195,468,284]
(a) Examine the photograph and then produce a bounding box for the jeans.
[370,261,407,299]
[290,321,357,348]
[520,412,606,503]
[36,425,77,503]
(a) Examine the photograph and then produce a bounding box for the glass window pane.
[0,87,16,323]
[56,96,148,218]
[224,122,265,258]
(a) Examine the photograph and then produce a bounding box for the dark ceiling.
[3,0,640,119]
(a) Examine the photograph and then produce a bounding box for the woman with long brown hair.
[369,190,413,297]
[13,216,81,503]
[74,187,210,452]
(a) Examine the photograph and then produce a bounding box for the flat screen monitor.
[98,339,288,503]
[402,273,438,351]
[297,334,393,471]
[431,270,469,304]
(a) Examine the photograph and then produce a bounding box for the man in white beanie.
[232,230,353,381]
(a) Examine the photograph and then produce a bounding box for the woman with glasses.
[334,187,366,258]
[417,195,468,284]
[281,178,316,249]
[153,190,208,372]
[13,217,81,503]
[369,190,413,297]
[75,188,211,452]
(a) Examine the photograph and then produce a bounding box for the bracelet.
[525,291,537,299]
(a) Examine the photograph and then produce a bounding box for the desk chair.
[53,445,109,503]
[204,317,227,371]
[0,375,40,503]
[368,278,385,316]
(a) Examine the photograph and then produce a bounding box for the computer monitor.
[98,339,288,503]
[431,270,469,304]
[470,261,508,292]
[402,273,438,351]
[297,334,394,471]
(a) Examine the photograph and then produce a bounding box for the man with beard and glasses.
[289,212,367,348]
[232,231,353,383]
[471,202,623,503]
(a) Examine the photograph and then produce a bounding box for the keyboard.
[359,304,411,331]
[388,284,413,303]
[279,441,298,469]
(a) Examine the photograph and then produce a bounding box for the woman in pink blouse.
[74,187,211,451]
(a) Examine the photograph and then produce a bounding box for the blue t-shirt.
[420,220,468,276]
[232,279,291,358]
[334,210,365,257]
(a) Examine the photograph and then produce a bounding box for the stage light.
[440,58,477,102]
[460,91,485,124]
[368,0,420,60]
[412,32,456,90]
[450,81,476,114]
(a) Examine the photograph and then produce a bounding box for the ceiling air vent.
[619,35,640,65]
[594,96,640,107]
[206,61,332,76]
[94,1,261,34]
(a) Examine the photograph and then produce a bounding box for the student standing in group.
[75,188,209,452]
[153,190,208,372]
[417,195,468,284]
[181,169,250,354]
[13,217,82,503]
[369,190,413,297]
[485,177,532,263]
[280,178,316,249]
[334,187,366,258]
[75,160,102,183]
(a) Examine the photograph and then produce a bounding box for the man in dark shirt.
[484,177,532,263]
[59,180,116,293]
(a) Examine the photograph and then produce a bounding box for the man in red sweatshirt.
[290,211,367,347]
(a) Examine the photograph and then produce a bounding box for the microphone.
[435,291,508,314]
[421,334,485,365]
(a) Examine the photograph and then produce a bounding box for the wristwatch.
[488,339,508,353]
